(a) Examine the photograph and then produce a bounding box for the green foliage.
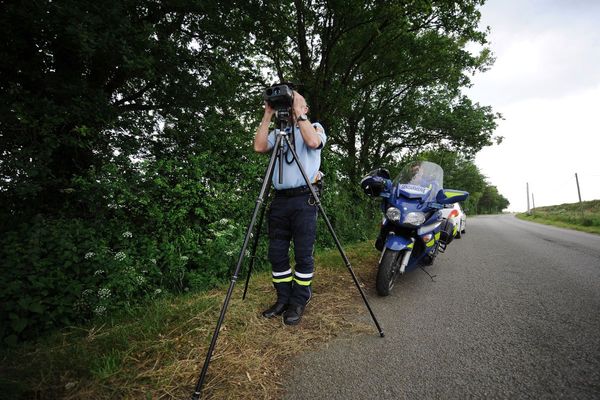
[90,349,124,380]
[0,0,502,343]
[0,242,377,399]
[477,184,509,214]
[518,200,600,234]
[249,0,502,182]
[316,155,381,249]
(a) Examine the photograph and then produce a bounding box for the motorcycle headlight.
[386,207,401,221]
[403,212,426,226]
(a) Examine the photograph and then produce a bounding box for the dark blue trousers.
[268,193,317,306]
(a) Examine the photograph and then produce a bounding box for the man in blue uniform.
[253,91,326,325]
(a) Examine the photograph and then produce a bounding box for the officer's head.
[293,90,309,114]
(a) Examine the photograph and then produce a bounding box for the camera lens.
[274,88,280,95]
[266,88,273,96]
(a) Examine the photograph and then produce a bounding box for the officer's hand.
[292,92,307,118]
[263,101,275,119]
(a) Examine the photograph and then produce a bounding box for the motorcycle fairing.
[396,183,432,199]
[417,220,442,235]
[384,234,414,251]
[421,211,442,228]
[400,230,442,272]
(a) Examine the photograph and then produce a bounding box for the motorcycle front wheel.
[376,249,403,296]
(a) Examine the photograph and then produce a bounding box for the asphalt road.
[284,214,600,399]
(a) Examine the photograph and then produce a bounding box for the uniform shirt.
[267,122,326,190]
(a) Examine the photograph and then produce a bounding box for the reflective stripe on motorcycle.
[434,232,441,240]
[426,239,435,247]
[444,191,465,198]
[453,225,458,236]
[407,243,414,249]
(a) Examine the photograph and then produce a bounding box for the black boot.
[262,303,287,318]
[283,304,305,325]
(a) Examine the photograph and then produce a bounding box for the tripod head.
[275,108,292,124]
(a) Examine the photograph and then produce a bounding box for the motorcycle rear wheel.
[376,249,403,296]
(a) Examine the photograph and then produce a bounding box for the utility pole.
[575,172,584,218]
[532,193,535,215]
[526,182,531,215]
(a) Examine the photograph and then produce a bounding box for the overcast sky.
[466,0,600,212]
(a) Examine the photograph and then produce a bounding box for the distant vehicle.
[440,202,467,239]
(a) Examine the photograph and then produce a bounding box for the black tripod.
[191,113,384,399]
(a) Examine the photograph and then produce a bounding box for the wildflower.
[74,299,87,311]
[150,258,157,264]
[98,288,111,299]
[94,269,105,276]
[219,218,229,225]
[84,252,95,259]
[94,305,107,316]
[154,288,162,295]
[82,289,93,297]
[180,256,189,262]
[122,231,133,238]
[225,250,235,257]
[114,251,126,261]
[135,276,145,285]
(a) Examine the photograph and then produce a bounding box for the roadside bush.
[1,149,380,344]
[318,182,380,249]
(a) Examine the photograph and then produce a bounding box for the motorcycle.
[360,161,469,296]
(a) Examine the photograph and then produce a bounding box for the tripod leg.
[242,183,272,300]
[191,134,283,400]
[282,135,385,338]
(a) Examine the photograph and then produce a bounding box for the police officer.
[253,91,326,325]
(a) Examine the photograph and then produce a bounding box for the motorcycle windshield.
[393,161,443,201]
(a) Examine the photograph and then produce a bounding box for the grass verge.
[516,199,600,235]
[0,241,380,400]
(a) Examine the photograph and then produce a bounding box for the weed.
[0,242,380,399]
[517,200,600,235]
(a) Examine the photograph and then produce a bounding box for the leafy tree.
[0,0,260,218]
[0,0,504,342]
[0,0,265,342]
[249,0,501,182]
[478,184,510,214]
